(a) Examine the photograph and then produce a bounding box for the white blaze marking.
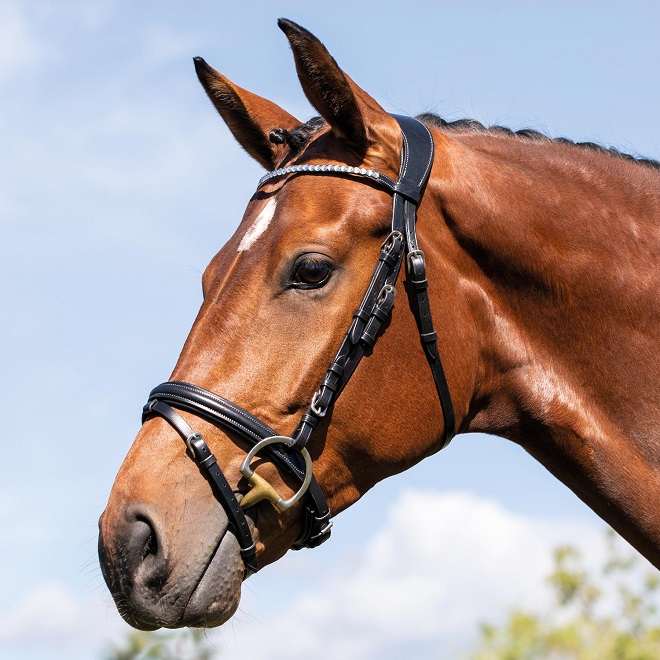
[237,198,277,252]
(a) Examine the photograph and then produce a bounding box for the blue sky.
[1,2,658,659]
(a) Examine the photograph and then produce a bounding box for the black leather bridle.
[142,115,455,577]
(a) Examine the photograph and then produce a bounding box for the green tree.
[103,627,215,660]
[469,530,660,660]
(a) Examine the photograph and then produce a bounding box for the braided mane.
[419,113,660,171]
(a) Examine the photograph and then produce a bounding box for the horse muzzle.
[98,474,245,629]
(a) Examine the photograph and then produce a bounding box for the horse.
[98,19,660,630]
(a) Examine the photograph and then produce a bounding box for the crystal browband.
[257,163,399,189]
[256,162,428,205]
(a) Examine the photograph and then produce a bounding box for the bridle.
[141,115,455,577]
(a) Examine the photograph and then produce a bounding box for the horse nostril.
[119,510,166,588]
[98,506,173,630]
[137,516,158,563]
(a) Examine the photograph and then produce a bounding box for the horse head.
[98,20,464,629]
[98,17,660,632]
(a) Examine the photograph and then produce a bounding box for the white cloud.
[2,491,651,660]
[33,0,116,33]
[0,3,46,84]
[218,490,605,660]
[0,11,258,264]
[0,582,128,650]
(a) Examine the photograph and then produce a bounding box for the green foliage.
[103,627,215,660]
[469,529,660,660]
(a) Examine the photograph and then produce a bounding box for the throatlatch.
[142,115,455,578]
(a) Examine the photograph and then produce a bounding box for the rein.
[142,115,455,577]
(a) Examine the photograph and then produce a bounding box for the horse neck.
[422,130,660,563]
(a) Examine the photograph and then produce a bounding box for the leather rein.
[142,115,455,577]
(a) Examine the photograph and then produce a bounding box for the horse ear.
[277,19,397,155]
[194,57,302,170]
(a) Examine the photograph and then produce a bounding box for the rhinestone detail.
[257,163,383,187]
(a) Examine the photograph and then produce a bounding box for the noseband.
[142,115,455,577]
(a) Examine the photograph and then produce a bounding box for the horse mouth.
[178,525,247,628]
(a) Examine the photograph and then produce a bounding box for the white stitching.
[418,123,434,187]
[400,131,411,178]
[170,382,274,435]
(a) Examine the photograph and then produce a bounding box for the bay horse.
[98,19,659,630]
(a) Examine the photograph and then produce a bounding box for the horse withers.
[98,19,660,630]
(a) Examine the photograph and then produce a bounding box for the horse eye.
[290,256,334,289]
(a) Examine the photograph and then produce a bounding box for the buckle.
[382,230,404,253]
[310,518,333,540]
[186,432,205,457]
[406,249,426,272]
[377,283,397,305]
[374,284,397,316]
[310,389,328,417]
